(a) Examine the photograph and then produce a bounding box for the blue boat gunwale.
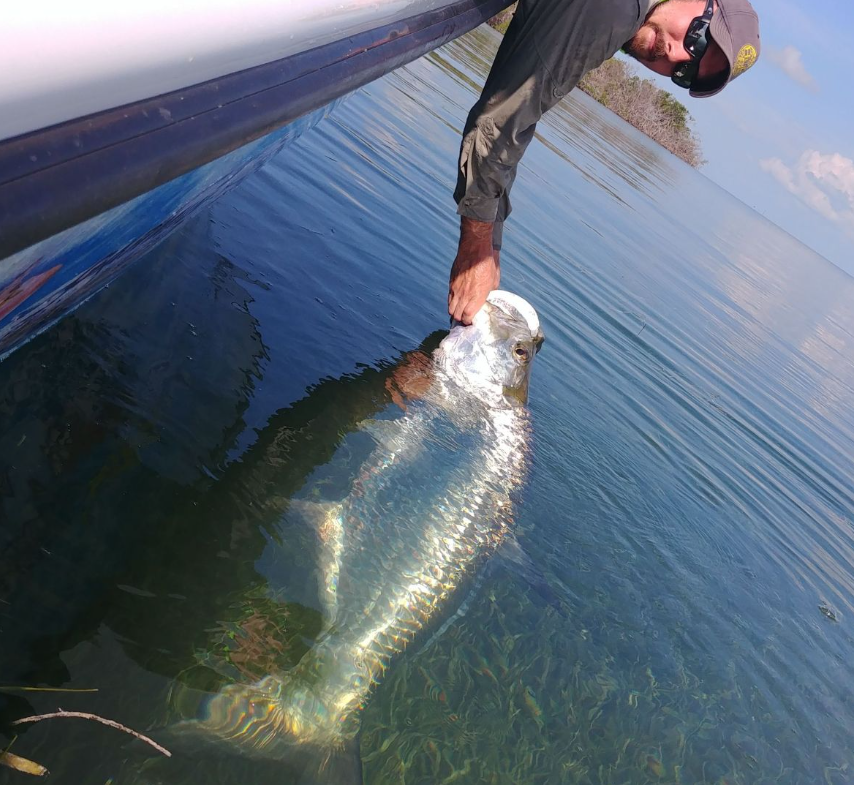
[0,0,507,262]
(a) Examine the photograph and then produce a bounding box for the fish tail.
[166,675,363,783]
[192,675,295,753]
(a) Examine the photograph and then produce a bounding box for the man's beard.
[624,21,668,63]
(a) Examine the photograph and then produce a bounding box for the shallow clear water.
[3,25,854,785]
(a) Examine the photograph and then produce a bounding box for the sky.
[636,0,854,277]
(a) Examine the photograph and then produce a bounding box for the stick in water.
[0,687,98,694]
[12,710,171,757]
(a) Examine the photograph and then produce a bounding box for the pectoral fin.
[495,534,567,615]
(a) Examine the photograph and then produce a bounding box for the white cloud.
[760,151,854,233]
[759,157,796,192]
[766,46,819,92]
[766,0,854,73]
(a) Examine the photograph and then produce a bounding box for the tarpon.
[175,290,544,781]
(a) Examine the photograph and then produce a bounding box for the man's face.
[625,0,728,86]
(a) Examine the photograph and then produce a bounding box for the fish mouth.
[503,381,530,406]
[502,347,536,406]
[486,291,541,338]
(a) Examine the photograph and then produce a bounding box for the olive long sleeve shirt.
[455,0,655,247]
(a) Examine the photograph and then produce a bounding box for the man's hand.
[448,217,501,324]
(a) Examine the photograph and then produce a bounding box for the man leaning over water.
[448,0,760,323]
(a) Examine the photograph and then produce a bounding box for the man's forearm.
[448,217,501,325]
[458,216,494,253]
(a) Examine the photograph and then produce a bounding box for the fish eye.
[513,344,529,362]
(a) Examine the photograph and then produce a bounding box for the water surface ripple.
[2,25,854,785]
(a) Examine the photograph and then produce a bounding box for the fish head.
[437,290,544,407]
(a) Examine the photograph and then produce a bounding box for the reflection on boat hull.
[0,104,336,360]
[0,0,508,360]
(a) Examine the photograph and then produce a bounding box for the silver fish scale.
[193,373,531,752]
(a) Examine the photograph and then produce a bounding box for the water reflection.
[0,225,271,720]
[3,21,854,785]
[103,331,446,686]
[0,293,443,682]
[0,260,448,781]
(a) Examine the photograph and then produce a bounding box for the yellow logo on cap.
[732,44,758,77]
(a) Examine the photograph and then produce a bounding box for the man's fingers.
[448,247,495,324]
[461,304,479,324]
[448,290,461,321]
[452,295,483,325]
[448,291,472,325]
[451,300,469,325]
[449,282,492,324]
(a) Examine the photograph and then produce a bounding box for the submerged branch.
[12,710,171,758]
[0,687,98,694]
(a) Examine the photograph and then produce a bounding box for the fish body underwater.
[178,291,544,781]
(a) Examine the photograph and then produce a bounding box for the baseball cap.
[691,0,761,97]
